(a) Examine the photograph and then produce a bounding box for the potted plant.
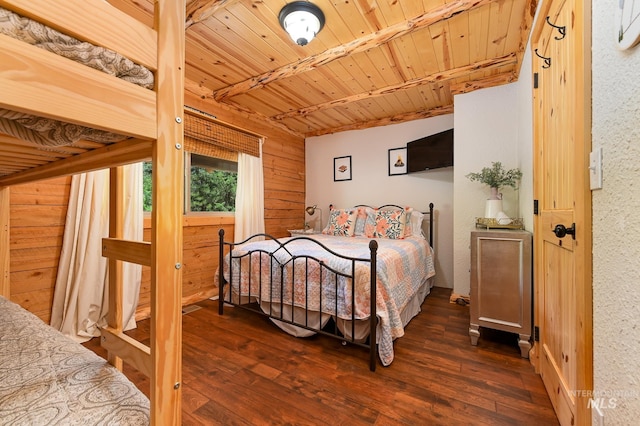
[466,162,522,218]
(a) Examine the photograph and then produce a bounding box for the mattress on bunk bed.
[0,296,149,425]
[0,6,154,147]
[223,234,436,366]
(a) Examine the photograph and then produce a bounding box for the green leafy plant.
[466,162,522,190]
[143,162,237,212]
[189,166,237,212]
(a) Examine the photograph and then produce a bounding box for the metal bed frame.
[217,203,434,371]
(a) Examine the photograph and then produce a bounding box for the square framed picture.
[334,155,352,181]
[388,147,407,176]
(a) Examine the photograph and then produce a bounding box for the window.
[143,107,260,213]
[142,153,237,213]
[187,153,237,212]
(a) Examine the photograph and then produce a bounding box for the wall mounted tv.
[406,128,454,173]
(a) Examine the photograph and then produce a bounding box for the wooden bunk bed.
[0,0,185,423]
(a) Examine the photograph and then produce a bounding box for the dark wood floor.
[84,287,559,425]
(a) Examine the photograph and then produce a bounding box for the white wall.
[451,63,533,296]
[306,115,455,288]
[592,2,640,423]
[305,52,535,295]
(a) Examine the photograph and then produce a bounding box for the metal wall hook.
[546,16,566,40]
[534,49,551,69]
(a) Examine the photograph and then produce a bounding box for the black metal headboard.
[343,203,434,248]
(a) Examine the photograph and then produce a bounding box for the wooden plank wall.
[136,215,234,320]
[9,177,71,323]
[7,91,306,322]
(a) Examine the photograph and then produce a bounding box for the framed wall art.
[333,156,352,181]
[388,147,407,176]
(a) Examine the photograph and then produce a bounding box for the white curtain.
[51,163,143,343]
[234,143,265,241]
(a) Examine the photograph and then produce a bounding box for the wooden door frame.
[531,0,593,423]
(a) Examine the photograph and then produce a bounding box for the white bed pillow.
[410,210,425,238]
[400,207,425,239]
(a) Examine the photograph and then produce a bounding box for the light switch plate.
[590,148,603,190]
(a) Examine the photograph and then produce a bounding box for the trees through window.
[143,153,237,213]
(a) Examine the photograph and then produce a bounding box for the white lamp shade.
[279,2,325,46]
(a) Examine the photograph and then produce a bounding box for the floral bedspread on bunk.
[223,234,435,366]
[0,296,149,425]
[0,6,154,147]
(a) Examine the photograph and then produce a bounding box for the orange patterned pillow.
[354,206,376,236]
[322,208,358,237]
[372,209,406,239]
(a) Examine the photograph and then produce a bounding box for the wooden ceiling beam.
[513,0,538,79]
[450,73,518,94]
[212,0,497,102]
[185,0,238,29]
[272,53,517,121]
[184,79,304,138]
[305,105,455,138]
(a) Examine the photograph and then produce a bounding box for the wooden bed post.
[106,167,125,371]
[0,186,9,298]
[150,0,185,423]
[369,239,378,372]
[428,202,434,248]
[218,229,225,315]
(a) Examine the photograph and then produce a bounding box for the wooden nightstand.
[469,229,532,358]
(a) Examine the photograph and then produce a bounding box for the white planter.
[484,199,503,219]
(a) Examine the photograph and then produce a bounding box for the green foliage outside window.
[142,159,237,213]
[143,162,153,212]
[190,166,236,212]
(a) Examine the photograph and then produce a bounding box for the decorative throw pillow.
[354,206,376,236]
[403,207,414,237]
[372,209,406,239]
[322,208,358,237]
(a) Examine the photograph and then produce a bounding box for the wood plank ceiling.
[116,0,538,138]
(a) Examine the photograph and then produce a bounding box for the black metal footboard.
[218,230,379,371]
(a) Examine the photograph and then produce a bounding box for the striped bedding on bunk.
[0,296,149,425]
[0,6,154,147]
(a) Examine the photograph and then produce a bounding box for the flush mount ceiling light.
[278,1,325,46]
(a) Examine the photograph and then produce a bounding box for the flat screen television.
[406,128,454,172]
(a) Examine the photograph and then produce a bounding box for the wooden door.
[531,0,592,425]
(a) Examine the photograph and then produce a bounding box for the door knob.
[553,223,576,239]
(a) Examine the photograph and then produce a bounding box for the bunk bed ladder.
[101,167,153,375]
